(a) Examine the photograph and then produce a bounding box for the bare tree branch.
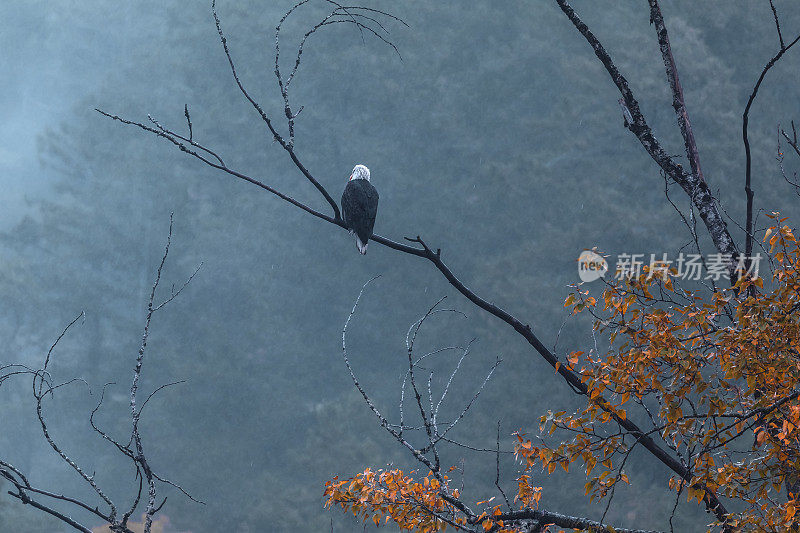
[555,0,739,281]
[340,281,661,533]
[497,508,665,533]
[1,216,201,533]
[648,0,705,185]
[769,0,785,49]
[743,8,800,259]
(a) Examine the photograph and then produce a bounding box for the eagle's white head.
[349,164,371,182]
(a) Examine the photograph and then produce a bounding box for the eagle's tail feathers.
[355,234,368,255]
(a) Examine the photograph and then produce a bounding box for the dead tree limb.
[741,4,800,260]
[340,280,664,533]
[554,0,738,283]
[1,216,201,533]
[647,0,704,185]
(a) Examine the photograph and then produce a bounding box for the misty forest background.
[2,1,800,531]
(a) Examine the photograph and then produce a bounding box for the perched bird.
[341,164,379,255]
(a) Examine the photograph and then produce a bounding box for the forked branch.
[555,0,738,282]
[741,2,800,259]
[340,280,661,533]
[1,217,202,533]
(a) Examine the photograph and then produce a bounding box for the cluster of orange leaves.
[324,466,542,532]
[327,218,800,531]
[517,216,800,531]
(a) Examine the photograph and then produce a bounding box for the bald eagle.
[341,164,379,255]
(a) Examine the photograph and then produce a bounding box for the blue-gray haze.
[1,1,800,531]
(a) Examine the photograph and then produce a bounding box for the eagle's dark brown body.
[341,174,379,255]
